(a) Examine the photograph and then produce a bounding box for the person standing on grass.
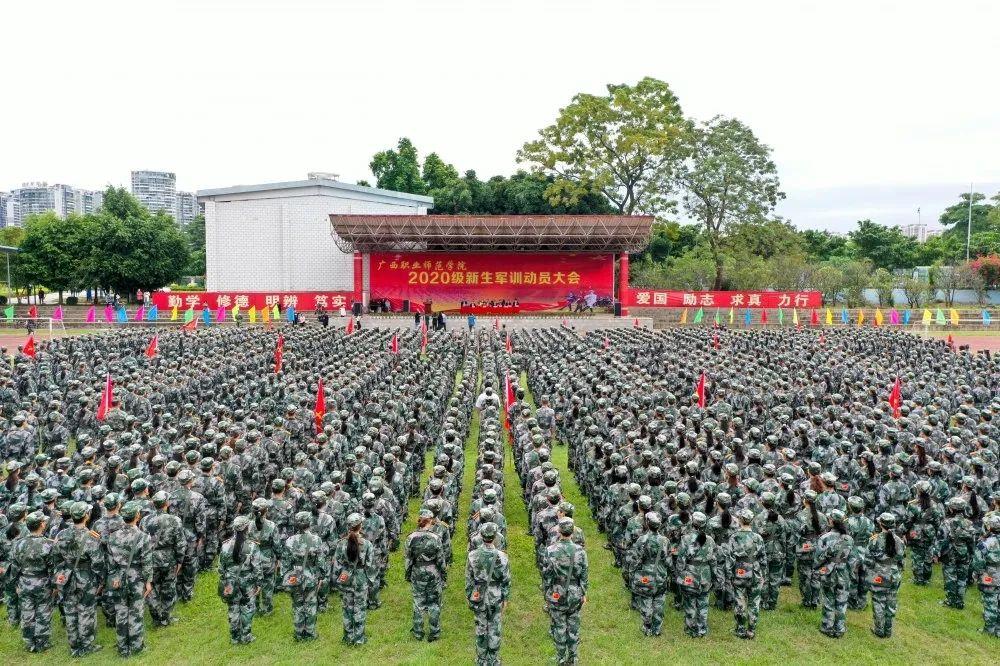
[405,509,446,641]
[283,511,328,642]
[466,522,511,666]
[868,513,905,638]
[727,508,765,640]
[103,502,152,657]
[332,513,376,646]
[542,517,588,665]
[217,515,263,645]
[627,511,670,636]
[676,511,715,638]
[972,514,1000,637]
[815,510,853,638]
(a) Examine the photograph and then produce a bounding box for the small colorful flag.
[346,317,355,335]
[810,309,819,326]
[248,306,257,323]
[949,308,960,326]
[693,307,704,324]
[104,305,114,323]
[841,308,848,324]
[202,308,211,326]
[857,309,864,326]
[96,373,113,421]
[286,306,295,323]
[51,306,63,322]
[23,335,36,358]
[147,305,158,321]
[680,308,688,324]
[171,305,178,321]
[744,309,751,326]
[262,305,270,323]
[728,307,734,324]
[777,308,784,325]
[231,304,240,320]
[184,307,194,323]
[714,309,721,326]
[3,305,13,321]
[922,309,932,325]
[984,310,992,327]
[825,308,833,325]
[889,309,899,325]
[28,305,38,319]
[145,335,158,358]
[935,308,945,325]
[272,304,279,320]
[761,309,768,325]
[903,309,911,325]
[874,309,884,327]
[135,306,145,322]
[116,307,127,323]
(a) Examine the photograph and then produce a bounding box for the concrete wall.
[204,188,425,291]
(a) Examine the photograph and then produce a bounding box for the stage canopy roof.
[329,214,653,254]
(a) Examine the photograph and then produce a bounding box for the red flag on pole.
[761,309,768,325]
[181,316,198,331]
[712,332,720,350]
[810,309,819,326]
[603,335,610,350]
[633,318,640,328]
[314,377,326,433]
[96,373,113,421]
[390,333,399,354]
[946,334,954,350]
[28,305,37,319]
[695,370,707,408]
[346,317,355,335]
[23,335,36,359]
[420,319,428,352]
[493,318,499,331]
[503,369,516,431]
[505,332,512,354]
[145,335,158,358]
[274,333,284,373]
[819,332,825,345]
[888,376,902,418]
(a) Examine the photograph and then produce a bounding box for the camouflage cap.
[293,511,313,528]
[120,502,142,520]
[480,522,498,540]
[232,515,251,531]
[557,517,575,536]
[70,502,91,521]
[25,511,47,530]
[346,512,363,529]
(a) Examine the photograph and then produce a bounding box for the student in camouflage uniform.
[972,514,1000,637]
[9,511,54,652]
[796,491,825,609]
[466,522,511,666]
[906,480,943,585]
[169,469,207,602]
[283,511,328,641]
[3,501,29,629]
[404,509,447,641]
[940,497,976,609]
[868,513,905,638]
[52,501,104,656]
[626,512,670,636]
[542,517,589,664]
[676,511,715,638]
[218,515,263,644]
[845,496,875,611]
[248,498,280,616]
[141,491,185,627]
[727,508,765,639]
[332,512,376,645]
[93,492,124,629]
[815,510,853,638]
[104,502,153,657]
[753,492,786,610]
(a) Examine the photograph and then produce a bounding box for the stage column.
[618,252,629,316]
[353,252,363,306]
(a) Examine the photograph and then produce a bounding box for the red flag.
[946,334,954,350]
[420,319,428,352]
[633,318,640,328]
[810,309,819,326]
[695,370,707,408]
[888,377,902,418]
[145,335,158,358]
[603,335,610,350]
[493,318,499,331]
[346,317,354,335]
[23,335,36,359]
[505,332,513,354]
[274,333,284,373]
[181,316,198,331]
[712,332,720,350]
[760,309,768,325]
[819,332,826,345]
[28,305,37,319]
[314,377,326,433]
[96,373,113,421]
[390,333,399,354]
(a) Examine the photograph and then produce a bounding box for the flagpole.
[966,183,973,261]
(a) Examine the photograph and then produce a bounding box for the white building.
[175,191,200,226]
[3,182,103,226]
[197,173,432,292]
[131,170,177,216]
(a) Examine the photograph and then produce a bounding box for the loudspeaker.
[402,299,410,313]
[352,301,362,316]
[614,301,622,317]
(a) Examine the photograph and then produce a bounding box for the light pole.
[966,183,973,261]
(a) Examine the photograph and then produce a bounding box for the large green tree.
[18,211,88,303]
[370,137,427,195]
[80,187,189,297]
[518,77,687,215]
[675,116,783,289]
[848,219,918,270]
[939,191,995,239]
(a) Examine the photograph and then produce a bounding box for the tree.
[518,77,687,215]
[185,213,206,276]
[80,188,189,297]
[661,254,716,290]
[837,259,873,307]
[869,268,896,306]
[370,138,427,195]
[18,211,87,303]
[675,116,783,289]
[768,254,813,291]
[938,191,994,239]
[930,264,967,307]
[811,264,846,305]
[800,229,849,262]
[725,218,804,260]
[847,220,917,270]
[724,254,771,290]
[630,222,699,265]
[970,254,1000,289]
[900,276,932,308]
[913,233,961,265]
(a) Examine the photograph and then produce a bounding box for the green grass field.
[1,376,996,665]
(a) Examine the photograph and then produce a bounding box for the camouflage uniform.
[9,512,54,652]
[332,513,377,645]
[52,503,105,656]
[104,504,153,657]
[404,515,447,640]
[141,492,185,626]
[466,523,511,666]
[676,514,715,638]
[868,515,905,638]
[845,498,875,611]
[626,514,670,636]
[815,513,853,638]
[971,516,1000,637]
[940,498,976,609]
[218,517,264,644]
[727,513,765,639]
[542,519,588,665]
[752,495,786,610]
[168,470,207,602]
[283,512,328,641]
[248,499,280,615]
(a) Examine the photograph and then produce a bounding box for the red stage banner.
[370,252,614,312]
[628,289,821,309]
[151,291,352,311]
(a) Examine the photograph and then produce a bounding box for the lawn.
[1,377,996,665]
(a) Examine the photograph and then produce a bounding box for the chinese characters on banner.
[150,291,353,311]
[369,252,615,311]
[628,290,822,309]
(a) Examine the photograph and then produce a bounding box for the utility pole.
[966,183,973,261]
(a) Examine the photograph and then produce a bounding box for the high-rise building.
[131,170,177,216]
[176,191,199,226]
[0,192,9,228]
[900,223,928,242]
[2,182,105,226]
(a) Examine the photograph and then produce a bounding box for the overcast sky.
[3,0,997,232]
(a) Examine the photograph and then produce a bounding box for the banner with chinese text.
[628,290,821,309]
[151,291,352,311]
[370,252,614,312]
